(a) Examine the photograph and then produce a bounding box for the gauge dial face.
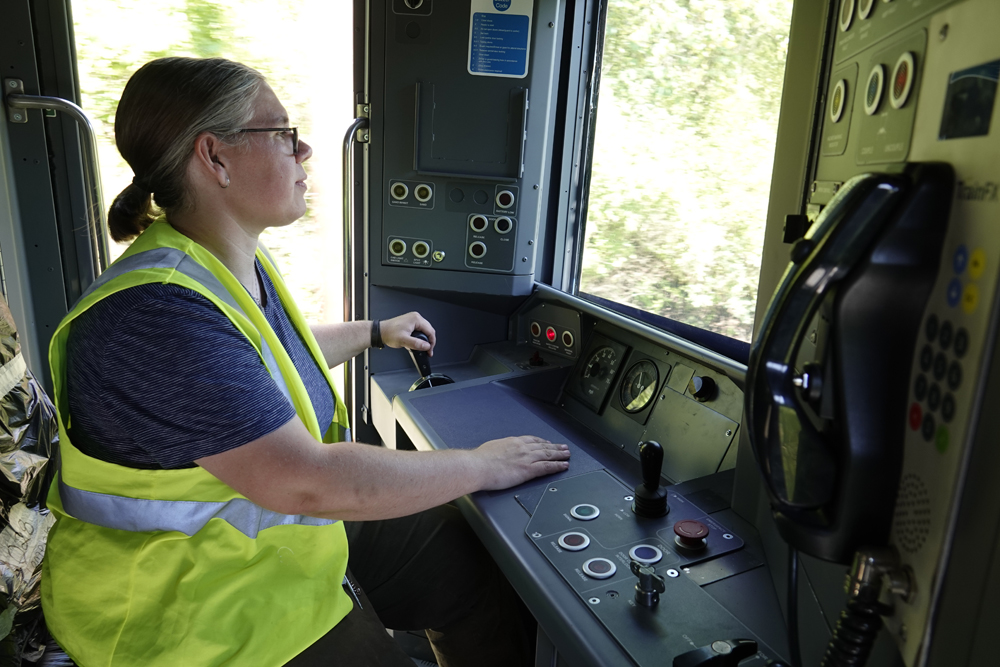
[583,346,617,382]
[620,360,659,413]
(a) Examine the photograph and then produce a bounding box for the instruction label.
[468,0,533,79]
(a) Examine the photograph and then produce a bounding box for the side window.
[578,0,795,343]
[73,1,352,326]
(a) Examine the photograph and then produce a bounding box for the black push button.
[942,394,956,423]
[947,362,962,391]
[927,384,941,411]
[933,353,947,381]
[925,315,939,342]
[920,345,934,372]
[939,320,953,350]
[954,328,969,358]
[914,374,928,401]
[922,413,936,441]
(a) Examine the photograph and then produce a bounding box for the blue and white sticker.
[468,0,533,79]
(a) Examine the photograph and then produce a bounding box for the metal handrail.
[342,116,369,436]
[6,93,110,275]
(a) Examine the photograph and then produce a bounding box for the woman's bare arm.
[196,417,570,521]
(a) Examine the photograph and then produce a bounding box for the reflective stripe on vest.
[79,246,293,405]
[58,477,335,538]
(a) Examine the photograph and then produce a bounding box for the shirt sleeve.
[66,284,297,469]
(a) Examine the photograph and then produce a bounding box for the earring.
[221,176,230,189]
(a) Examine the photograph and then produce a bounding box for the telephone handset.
[746,164,953,563]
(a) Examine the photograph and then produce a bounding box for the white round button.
[570,504,600,520]
[628,544,663,565]
[558,532,591,551]
[582,558,617,579]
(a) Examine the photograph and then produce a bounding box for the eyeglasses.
[233,127,299,154]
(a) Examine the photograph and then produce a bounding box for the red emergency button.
[908,403,922,431]
[546,326,557,342]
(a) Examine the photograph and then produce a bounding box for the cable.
[787,546,803,667]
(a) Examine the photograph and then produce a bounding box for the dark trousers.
[286,504,535,667]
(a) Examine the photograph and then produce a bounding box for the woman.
[41,57,570,667]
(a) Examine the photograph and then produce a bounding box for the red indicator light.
[546,327,557,342]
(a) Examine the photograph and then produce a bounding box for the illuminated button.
[962,283,980,314]
[933,353,947,381]
[947,362,962,390]
[629,544,663,565]
[954,328,969,358]
[558,532,590,551]
[947,279,962,307]
[830,79,847,123]
[935,426,949,454]
[908,403,922,430]
[582,558,617,579]
[864,64,885,116]
[925,314,938,342]
[941,394,955,423]
[970,248,987,279]
[562,331,575,348]
[927,384,941,411]
[890,52,915,109]
[570,504,600,521]
[546,326,557,343]
[954,245,969,274]
[530,321,541,337]
[496,190,515,209]
[919,345,933,372]
[914,374,927,401]
[922,413,936,442]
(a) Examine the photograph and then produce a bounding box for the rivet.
[527,240,533,245]
[548,22,554,27]
[726,429,733,437]
[522,257,527,262]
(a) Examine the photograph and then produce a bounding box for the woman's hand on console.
[473,436,571,491]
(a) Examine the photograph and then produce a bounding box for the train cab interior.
[3,0,1000,665]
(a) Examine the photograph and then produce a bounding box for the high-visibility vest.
[42,220,353,667]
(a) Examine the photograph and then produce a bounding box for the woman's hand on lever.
[380,312,436,356]
[473,436,571,491]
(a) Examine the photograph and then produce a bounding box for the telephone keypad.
[954,328,969,357]
[914,374,928,400]
[941,394,956,423]
[933,353,947,381]
[939,321,953,350]
[947,362,962,391]
[927,384,941,411]
[922,413,936,441]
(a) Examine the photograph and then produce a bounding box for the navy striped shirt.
[65,260,335,469]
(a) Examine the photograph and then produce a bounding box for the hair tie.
[131,176,151,193]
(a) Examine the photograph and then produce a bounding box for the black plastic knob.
[688,376,717,402]
[408,331,433,377]
[630,560,666,608]
[632,441,668,518]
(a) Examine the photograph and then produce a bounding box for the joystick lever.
[630,560,665,608]
[407,332,455,392]
[408,332,433,377]
[672,638,758,667]
[632,441,669,517]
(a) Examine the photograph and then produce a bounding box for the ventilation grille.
[894,473,931,554]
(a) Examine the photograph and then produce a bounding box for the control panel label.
[468,0,533,78]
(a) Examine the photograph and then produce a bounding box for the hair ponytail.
[107,183,157,243]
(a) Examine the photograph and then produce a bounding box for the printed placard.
[468,0,533,79]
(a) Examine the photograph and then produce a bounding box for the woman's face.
[224,83,313,229]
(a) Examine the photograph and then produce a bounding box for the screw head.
[624,495,633,501]
[588,597,600,604]
[666,569,680,578]
[522,257,527,262]
[8,81,16,88]
[532,532,542,538]
[723,533,734,540]
[548,21,554,27]
[726,429,733,437]
[549,487,557,492]
[13,114,23,121]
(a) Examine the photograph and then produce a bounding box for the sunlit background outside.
[73,0,353,333]
[580,0,794,342]
[75,0,792,356]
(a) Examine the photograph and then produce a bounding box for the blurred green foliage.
[580,0,793,342]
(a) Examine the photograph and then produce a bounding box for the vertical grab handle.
[342,116,369,438]
[5,89,110,278]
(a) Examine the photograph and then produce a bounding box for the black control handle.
[630,560,666,608]
[639,440,664,491]
[672,638,758,667]
[408,331,433,378]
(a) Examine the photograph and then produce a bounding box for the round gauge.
[620,360,659,413]
[583,346,617,382]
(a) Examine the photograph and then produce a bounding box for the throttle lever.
[407,331,433,377]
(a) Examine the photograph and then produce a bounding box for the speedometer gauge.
[620,360,659,413]
[583,346,617,381]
